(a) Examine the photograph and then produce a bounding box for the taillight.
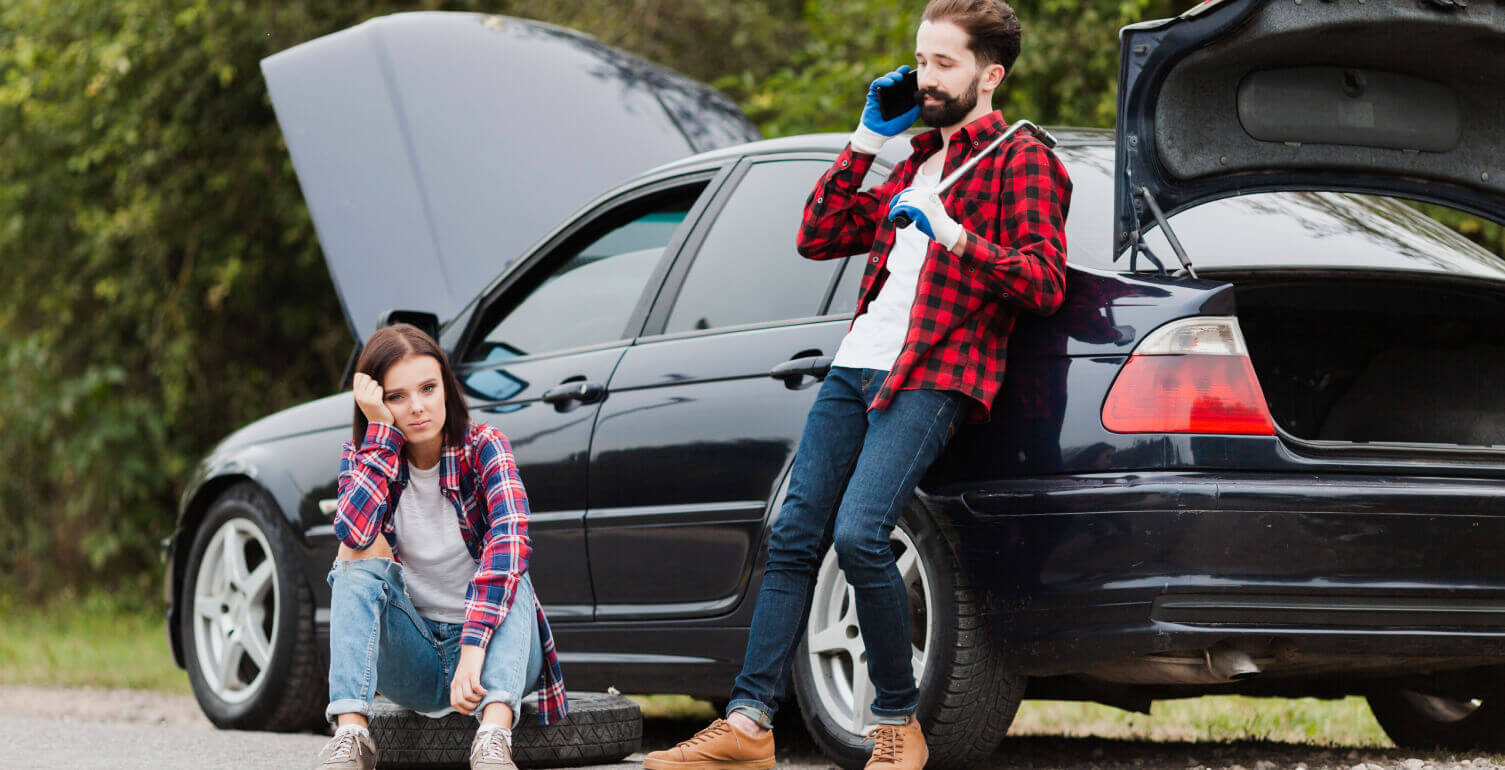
[1102,316,1275,435]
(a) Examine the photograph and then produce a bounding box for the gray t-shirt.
[393,460,476,623]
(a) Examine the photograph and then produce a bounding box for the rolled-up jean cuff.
[727,699,774,730]
[325,698,372,724]
[476,690,521,728]
[871,711,911,725]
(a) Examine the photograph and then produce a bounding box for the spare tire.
[369,692,641,768]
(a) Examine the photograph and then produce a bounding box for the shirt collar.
[438,441,463,496]
[397,440,464,496]
[908,110,1009,156]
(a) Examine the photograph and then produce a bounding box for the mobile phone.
[877,69,919,121]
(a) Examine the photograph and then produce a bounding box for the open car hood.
[1115,0,1505,258]
[262,12,760,340]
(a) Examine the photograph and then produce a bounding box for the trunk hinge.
[1136,187,1197,279]
[1122,140,1197,278]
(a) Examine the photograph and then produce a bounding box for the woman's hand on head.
[450,645,487,715]
[352,372,395,425]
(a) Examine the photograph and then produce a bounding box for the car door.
[453,174,719,621]
[585,157,876,619]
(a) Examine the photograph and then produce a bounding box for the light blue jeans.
[325,558,544,727]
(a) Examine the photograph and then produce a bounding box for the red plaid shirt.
[797,111,1072,421]
[336,421,568,725]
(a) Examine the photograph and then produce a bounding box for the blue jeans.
[325,558,544,727]
[728,367,966,726]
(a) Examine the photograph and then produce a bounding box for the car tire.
[1367,688,1505,751]
[791,499,1023,769]
[368,692,642,768]
[180,482,325,731]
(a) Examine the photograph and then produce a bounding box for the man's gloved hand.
[888,187,964,252]
[850,66,920,155]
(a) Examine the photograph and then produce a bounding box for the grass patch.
[1011,695,1392,747]
[0,592,189,694]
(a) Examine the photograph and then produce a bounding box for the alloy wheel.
[804,526,934,736]
[190,516,280,704]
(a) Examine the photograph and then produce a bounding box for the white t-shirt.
[831,168,941,372]
[392,460,476,623]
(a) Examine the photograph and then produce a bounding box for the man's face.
[914,19,995,128]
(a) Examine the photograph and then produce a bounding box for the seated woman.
[317,324,566,770]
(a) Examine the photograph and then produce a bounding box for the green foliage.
[1,0,1500,596]
[723,0,1190,136]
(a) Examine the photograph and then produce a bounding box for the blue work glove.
[888,187,964,251]
[850,66,921,155]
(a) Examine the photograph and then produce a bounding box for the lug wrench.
[892,119,1056,229]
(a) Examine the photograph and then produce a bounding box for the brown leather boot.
[641,718,776,770]
[865,716,928,769]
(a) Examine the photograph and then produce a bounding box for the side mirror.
[376,309,440,342]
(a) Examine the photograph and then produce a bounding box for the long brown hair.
[350,324,469,448]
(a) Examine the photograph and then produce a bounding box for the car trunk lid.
[1114,0,1505,259]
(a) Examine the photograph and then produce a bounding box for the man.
[644,2,1071,768]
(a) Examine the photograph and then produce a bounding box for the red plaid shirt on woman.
[797,110,1072,422]
[335,421,568,725]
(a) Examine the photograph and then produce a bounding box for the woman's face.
[380,354,447,447]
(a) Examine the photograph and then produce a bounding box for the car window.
[466,188,700,361]
[826,254,865,317]
[663,162,841,333]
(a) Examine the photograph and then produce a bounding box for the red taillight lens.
[1102,354,1275,435]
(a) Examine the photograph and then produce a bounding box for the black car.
[165,3,1505,767]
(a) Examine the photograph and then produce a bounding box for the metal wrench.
[892,119,1056,229]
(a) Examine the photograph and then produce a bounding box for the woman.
[316,324,566,770]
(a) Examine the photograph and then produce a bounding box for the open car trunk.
[1223,274,1505,449]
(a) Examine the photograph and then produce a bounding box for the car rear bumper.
[940,471,1505,676]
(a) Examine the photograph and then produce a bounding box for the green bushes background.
[1,0,1500,597]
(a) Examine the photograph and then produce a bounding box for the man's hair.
[922,0,1023,73]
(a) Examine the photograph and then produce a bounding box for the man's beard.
[918,70,982,128]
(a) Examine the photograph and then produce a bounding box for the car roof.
[644,127,1113,177]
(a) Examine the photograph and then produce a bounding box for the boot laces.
[869,723,903,763]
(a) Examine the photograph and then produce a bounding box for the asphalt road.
[8,713,1505,770]
[3,686,1505,769]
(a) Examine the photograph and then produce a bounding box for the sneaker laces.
[868,723,903,763]
[474,728,511,762]
[684,720,732,746]
[327,730,359,761]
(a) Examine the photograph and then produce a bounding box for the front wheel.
[180,482,324,730]
[1368,687,1505,751]
[791,499,1023,769]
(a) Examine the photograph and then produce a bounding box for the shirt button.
[841,160,849,167]
[872,256,880,263]
[973,140,979,147]
[817,196,823,203]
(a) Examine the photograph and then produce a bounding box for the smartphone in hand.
[877,69,919,121]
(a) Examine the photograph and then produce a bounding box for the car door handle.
[540,381,605,406]
[769,356,833,386]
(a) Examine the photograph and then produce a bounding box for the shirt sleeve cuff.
[461,622,495,650]
[362,422,405,452]
[848,124,889,155]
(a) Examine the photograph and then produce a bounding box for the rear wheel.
[1368,688,1505,751]
[180,482,324,730]
[791,500,1023,769]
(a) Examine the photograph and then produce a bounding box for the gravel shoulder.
[4,685,1505,770]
